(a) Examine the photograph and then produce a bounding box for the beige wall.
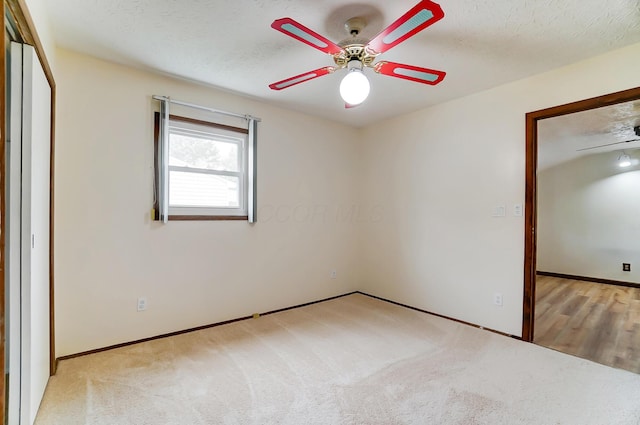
[538,150,640,283]
[54,49,363,356]
[54,41,640,355]
[359,42,640,336]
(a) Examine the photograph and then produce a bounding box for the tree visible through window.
[154,113,250,220]
[169,132,238,171]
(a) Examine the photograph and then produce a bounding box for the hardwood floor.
[534,275,640,374]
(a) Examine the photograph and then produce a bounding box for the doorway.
[522,86,640,371]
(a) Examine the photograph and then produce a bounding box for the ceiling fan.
[269,0,446,107]
[576,126,640,152]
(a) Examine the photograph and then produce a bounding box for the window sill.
[155,215,249,221]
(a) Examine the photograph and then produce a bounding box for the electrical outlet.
[623,263,631,272]
[493,293,503,306]
[137,297,147,312]
[330,270,337,279]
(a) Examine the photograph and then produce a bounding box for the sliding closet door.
[7,40,23,425]
[22,42,51,425]
[7,42,51,425]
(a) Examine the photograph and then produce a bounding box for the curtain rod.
[152,95,261,122]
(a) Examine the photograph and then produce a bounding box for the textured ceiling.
[43,0,640,127]
[538,99,640,170]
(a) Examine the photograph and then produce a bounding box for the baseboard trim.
[56,290,521,365]
[56,291,359,364]
[537,271,639,288]
[356,291,521,340]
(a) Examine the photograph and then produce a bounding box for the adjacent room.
[2,0,640,424]
[534,103,640,373]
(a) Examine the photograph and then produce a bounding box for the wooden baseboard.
[355,291,521,340]
[56,290,522,366]
[536,271,639,288]
[56,291,359,364]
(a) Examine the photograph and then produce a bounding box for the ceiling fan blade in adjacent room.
[374,61,445,85]
[575,138,640,152]
[269,67,336,90]
[271,18,344,55]
[366,0,444,54]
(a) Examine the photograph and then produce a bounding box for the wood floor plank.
[534,275,640,374]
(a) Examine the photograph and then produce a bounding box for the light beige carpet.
[35,294,640,424]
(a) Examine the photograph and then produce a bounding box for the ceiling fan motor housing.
[345,17,366,37]
[334,45,377,68]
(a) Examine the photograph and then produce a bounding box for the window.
[154,113,250,220]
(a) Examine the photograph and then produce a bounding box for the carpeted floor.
[35,293,640,424]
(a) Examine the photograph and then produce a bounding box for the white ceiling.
[44,0,640,128]
[538,99,640,170]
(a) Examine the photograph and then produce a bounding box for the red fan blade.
[269,67,336,90]
[374,61,445,85]
[345,103,361,109]
[272,18,344,55]
[366,1,444,54]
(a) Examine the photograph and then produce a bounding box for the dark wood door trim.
[522,86,640,342]
[0,5,6,421]
[523,111,537,342]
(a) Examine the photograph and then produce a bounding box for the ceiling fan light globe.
[618,153,632,168]
[340,69,370,105]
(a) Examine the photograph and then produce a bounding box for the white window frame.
[169,121,248,216]
[155,113,251,220]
